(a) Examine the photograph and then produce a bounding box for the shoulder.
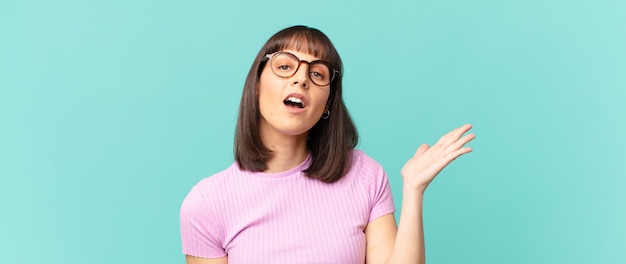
[349,149,385,175]
[345,149,389,193]
[181,163,240,210]
[180,165,243,258]
[196,163,239,186]
[349,150,396,218]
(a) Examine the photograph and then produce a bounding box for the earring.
[321,110,330,119]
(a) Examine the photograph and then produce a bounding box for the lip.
[283,93,308,114]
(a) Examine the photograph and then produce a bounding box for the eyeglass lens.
[270,52,333,86]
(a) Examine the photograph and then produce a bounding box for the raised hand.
[400,124,475,193]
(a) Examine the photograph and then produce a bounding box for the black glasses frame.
[264,51,340,86]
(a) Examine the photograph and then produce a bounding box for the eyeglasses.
[264,51,339,86]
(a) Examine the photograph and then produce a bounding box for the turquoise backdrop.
[1,0,625,263]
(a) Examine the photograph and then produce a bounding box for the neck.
[261,130,309,173]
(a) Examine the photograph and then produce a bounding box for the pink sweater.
[180,150,395,263]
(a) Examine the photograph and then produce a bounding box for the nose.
[291,62,310,89]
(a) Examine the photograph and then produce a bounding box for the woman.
[180,25,475,264]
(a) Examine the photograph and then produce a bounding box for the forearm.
[385,124,474,264]
[386,186,426,264]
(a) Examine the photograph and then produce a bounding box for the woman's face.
[257,49,331,139]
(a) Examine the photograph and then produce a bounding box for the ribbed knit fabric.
[180,149,395,264]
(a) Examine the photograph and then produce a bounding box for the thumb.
[414,144,429,157]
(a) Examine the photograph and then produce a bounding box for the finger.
[458,123,473,135]
[447,124,472,145]
[413,144,429,157]
[434,127,459,148]
[441,147,473,165]
[434,124,473,148]
[445,133,476,152]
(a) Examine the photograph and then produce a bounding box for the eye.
[309,63,330,82]
[277,64,291,71]
[310,71,324,80]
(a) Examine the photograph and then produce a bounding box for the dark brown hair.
[234,25,358,183]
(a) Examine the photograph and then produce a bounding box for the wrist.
[400,185,425,214]
[402,183,426,199]
[402,178,428,194]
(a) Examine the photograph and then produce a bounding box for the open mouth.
[283,96,305,108]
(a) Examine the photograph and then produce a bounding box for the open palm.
[400,124,476,192]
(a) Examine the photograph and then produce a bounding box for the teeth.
[284,96,305,108]
[286,97,302,104]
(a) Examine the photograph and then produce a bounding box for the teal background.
[1,0,625,263]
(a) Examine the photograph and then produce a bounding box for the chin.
[261,113,318,138]
[277,127,312,137]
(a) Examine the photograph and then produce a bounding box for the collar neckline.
[251,153,312,178]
